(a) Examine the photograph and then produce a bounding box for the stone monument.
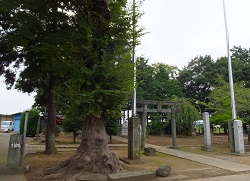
[233,120,245,154]
[201,112,213,151]
[7,134,24,168]
[128,117,141,160]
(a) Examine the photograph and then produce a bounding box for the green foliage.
[137,59,183,101]
[208,81,250,125]
[176,101,200,135]
[105,119,119,142]
[0,1,144,145]
[178,55,215,104]
[20,108,40,137]
[57,0,143,120]
[147,113,167,135]
[62,117,82,134]
[62,117,82,143]
[148,120,167,135]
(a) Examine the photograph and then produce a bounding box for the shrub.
[62,117,82,143]
[148,120,166,135]
[105,119,119,143]
[20,108,40,137]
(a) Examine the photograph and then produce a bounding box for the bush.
[62,117,82,143]
[20,108,40,137]
[105,119,119,143]
[148,120,166,135]
[176,101,200,135]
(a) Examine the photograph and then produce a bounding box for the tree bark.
[44,73,57,154]
[67,116,122,175]
[44,116,123,178]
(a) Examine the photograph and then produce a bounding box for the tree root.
[43,158,71,175]
[43,172,65,180]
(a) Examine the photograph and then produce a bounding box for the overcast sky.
[137,0,250,68]
[1,0,250,115]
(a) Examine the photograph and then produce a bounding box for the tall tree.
[0,0,143,162]
[208,80,250,140]
[0,0,76,154]
[178,55,215,109]
[136,57,155,100]
[43,0,143,178]
[137,60,182,101]
[152,63,182,100]
[231,46,250,87]
[212,46,250,88]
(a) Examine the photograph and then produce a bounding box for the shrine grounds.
[22,133,250,181]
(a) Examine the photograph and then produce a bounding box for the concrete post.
[171,105,177,147]
[141,104,147,150]
[228,120,235,153]
[7,134,24,168]
[201,112,213,151]
[128,117,141,160]
[36,116,41,139]
[23,111,29,142]
[23,111,29,158]
[233,120,245,154]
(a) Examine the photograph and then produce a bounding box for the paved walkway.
[113,136,250,172]
[187,173,250,181]
[113,136,250,181]
[148,144,250,172]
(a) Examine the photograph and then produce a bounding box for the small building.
[13,112,22,132]
[43,114,64,125]
[0,113,23,132]
[0,114,14,122]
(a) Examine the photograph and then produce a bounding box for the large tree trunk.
[44,73,57,154]
[43,116,123,179]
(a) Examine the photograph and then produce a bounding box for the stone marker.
[144,147,156,156]
[128,117,140,160]
[233,120,245,154]
[155,164,171,177]
[7,134,24,168]
[108,170,155,181]
[77,173,107,181]
[201,112,213,151]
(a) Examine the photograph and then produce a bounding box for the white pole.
[222,0,236,120]
[132,0,137,116]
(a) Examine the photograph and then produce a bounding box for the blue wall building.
[13,112,22,132]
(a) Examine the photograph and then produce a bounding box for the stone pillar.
[7,134,24,168]
[141,104,147,150]
[171,105,177,147]
[128,117,141,160]
[201,112,213,151]
[233,120,245,154]
[228,120,235,153]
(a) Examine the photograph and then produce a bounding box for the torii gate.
[136,100,184,149]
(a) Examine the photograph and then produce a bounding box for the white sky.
[1,0,250,114]
[137,0,250,68]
